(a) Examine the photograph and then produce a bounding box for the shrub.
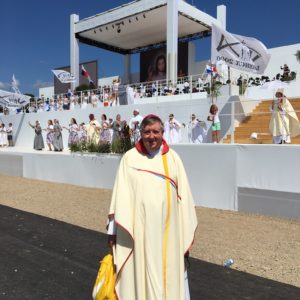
[69,139,133,154]
[112,138,134,154]
[97,143,111,153]
[69,142,83,153]
[86,141,99,153]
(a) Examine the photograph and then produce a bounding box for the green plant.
[97,143,111,153]
[281,71,297,82]
[239,80,248,95]
[75,84,91,92]
[112,138,134,154]
[210,79,222,100]
[69,142,83,153]
[290,71,297,80]
[86,141,99,153]
[69,139,133,154]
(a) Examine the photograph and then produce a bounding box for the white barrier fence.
[1,144,299,220]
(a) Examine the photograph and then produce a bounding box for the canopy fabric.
[74,1,215,54]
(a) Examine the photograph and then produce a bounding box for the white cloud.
[33,80,53,89]
[0,81,10,89]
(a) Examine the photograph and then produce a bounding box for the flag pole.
[210,63,213,103]
[228,66,232,96]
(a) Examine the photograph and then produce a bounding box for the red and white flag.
[81,65,93,84]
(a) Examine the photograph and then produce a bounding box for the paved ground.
[1,204,299,300]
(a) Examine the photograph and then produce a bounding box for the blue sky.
[0,0,299,96]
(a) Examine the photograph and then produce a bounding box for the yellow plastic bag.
[92,253,117,300]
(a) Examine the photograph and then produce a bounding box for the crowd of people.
[1,63,297,117]
[3,86,300,150]
[0,76,211,116]
[237,64,296,90]
[25,106,224,151]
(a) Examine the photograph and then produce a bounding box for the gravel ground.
[0,175,299,288]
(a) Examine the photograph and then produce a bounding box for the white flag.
[52,69,76,83]
[211,24,271,74]
[12,74,21,94]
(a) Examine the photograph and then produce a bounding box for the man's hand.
[108,235,116,248]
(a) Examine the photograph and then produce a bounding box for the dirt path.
[0,175,299,288]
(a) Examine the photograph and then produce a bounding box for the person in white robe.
[188,114,207,143]
[69,97,75,110]
[129,109,143,143]
[126,85,135,105]
[81,94,88,109]
[107,114,197,300]
[86,113,101,144]
[269,89,300,144]
[0,123,8,147]
[164,113,182,144]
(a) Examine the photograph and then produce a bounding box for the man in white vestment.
[126,85,135,105]
[129,109,143,143]
[188,114,207,143]
[164,113,182,144]
[107,114,198,300]
[269,88,300,144]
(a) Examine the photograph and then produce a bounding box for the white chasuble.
[269,97,300,143]
[109,143,197,300]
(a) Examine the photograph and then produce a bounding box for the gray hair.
[140,115,164,133]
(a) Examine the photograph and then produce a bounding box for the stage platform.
[1,144,300,221]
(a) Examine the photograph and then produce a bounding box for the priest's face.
[141,122,164,153]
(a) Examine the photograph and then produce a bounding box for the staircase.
[223,98,300,144]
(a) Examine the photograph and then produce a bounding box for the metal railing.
[0,73,231,114]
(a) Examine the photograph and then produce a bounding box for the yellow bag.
[92,253,117,300]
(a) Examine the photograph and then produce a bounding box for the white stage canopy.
[74,0,223,54]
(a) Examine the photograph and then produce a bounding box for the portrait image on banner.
[140,43,188,82]
[211,24,271,74]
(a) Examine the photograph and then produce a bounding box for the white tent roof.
[0,89,30,107]
[74,0,221,54]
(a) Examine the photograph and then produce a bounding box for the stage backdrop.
[140,43,188,83]
[54,60,98,95]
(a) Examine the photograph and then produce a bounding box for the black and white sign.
[211,24,271,74]
[51,69,76,83]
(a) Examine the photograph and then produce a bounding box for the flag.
[206,65,220,78]
[11,74,21,94]
[81,65,94,84]
[52,69,76,83]
[211,23,271,74]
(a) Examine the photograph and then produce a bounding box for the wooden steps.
[223,98,300,144]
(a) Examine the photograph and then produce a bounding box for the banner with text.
[52,69,76,83]
[211,24,271,74]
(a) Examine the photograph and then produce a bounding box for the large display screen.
[140,42,188,83]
